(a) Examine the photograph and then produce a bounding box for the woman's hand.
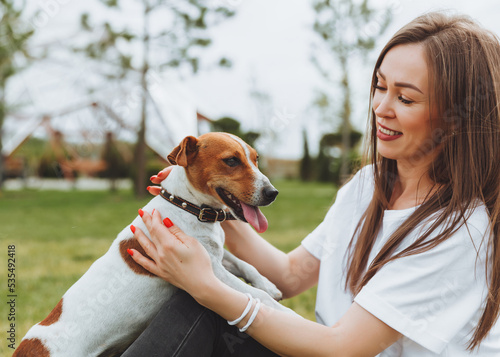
[147,166,173,196]
[128,209,215,297]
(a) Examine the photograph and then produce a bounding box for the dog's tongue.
[240,202,268,233]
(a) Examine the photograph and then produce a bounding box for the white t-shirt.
[302,165,500,356]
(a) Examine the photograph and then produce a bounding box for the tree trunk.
[134,5,151,199]
[339,57,351,183]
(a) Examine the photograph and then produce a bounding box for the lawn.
[0,180,337,354]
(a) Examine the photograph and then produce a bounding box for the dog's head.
[166,132,278,233]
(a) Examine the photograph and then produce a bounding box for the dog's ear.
[167,136,199,167]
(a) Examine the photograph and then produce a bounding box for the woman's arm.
[198,281,401,357]
[128,211,401,357]
[149,168,319,299]
[222,220,319,298]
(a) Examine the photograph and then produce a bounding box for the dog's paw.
[252,278,282,301]
[269,286,283,301]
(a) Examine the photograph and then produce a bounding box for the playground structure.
[2,73,207,180]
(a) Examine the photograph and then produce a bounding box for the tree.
[311,0,392,182]
[316,129,363,184]
[211,117,260,148]
[300,129,313,181]
[100,132,130,192]
[78,0,235,198]
[0,0,34,190]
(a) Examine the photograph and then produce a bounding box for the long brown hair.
[344,12,500,350]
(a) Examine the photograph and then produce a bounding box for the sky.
[9,0,500,159]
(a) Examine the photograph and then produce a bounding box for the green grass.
[0,180,336,354]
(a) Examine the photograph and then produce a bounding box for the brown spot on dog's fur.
[13,338,50,357]
[120,238,156,277]
[39,298,63,326]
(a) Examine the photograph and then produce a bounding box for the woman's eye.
[223,157,240,167]
[373,83,386,91]
[398,95,414,105]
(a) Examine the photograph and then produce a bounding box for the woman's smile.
[377,123,403,141]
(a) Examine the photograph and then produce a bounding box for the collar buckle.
[198,207,210,222]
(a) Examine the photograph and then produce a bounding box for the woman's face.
[372,43,440,168]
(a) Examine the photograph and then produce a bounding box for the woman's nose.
[373,94,395,119]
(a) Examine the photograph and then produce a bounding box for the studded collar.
[159,189,237,223]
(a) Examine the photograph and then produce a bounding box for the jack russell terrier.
[14,132,290,357]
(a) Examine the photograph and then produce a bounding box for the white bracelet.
[239,298,261,332]
[227,293,253,326]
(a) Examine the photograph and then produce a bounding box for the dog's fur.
[14,132,289,357]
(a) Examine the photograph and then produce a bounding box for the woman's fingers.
[128,246,159,276]
[129,226,160,276]
[150,166,174,184]
[139,208,180,249]
[131,208,215,292]
[131,223,158,257]
[148,166,174,196]
[146,186,161,196]
[147,166,174,196]
[147,186,162,196]
[162,216,190,244]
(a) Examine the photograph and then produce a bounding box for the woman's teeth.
[379,127,402,136]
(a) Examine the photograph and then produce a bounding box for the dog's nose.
[263,187,279,201]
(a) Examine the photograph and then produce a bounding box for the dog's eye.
[223,157,240,167]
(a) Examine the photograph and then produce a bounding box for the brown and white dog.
[14,133,290,357]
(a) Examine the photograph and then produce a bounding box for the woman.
[123,12,500,356]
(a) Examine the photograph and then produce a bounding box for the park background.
[1,0,499,355]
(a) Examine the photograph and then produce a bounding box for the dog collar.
[159,189,237,223]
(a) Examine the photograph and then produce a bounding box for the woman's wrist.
[190,273,225,307]
[191,276,252,327]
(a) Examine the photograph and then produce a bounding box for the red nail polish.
[130,225,136,233]
[152,209,156,215]
[147,186,151,190]
[127,249,134,256]
[138,209,144,217]
[150,175,156,181]
[163,217,173,228]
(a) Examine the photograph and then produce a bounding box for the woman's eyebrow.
[376,69,423,94]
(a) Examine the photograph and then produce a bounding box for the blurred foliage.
[211,117,260,148]
[300,129,314,182]
[0,0,35,186]
[316,130,363,184]
[311,0,392,180]
[37,154,65,179]
[10,136,169,187]
[99,132,131,191]
[300,126,362,185]
[37,137,76,179]
[128,144,169,192]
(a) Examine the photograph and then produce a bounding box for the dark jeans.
[122,290,280,357]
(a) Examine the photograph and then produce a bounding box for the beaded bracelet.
[227,293,253,326]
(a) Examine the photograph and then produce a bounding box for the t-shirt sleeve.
[301,206,333,260]
[301,166,373,260]
[354,223,489,354]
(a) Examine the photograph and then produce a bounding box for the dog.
[14,132,290,357]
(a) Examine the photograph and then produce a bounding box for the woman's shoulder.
[339,164,375,195]
[331,165,375,209]
[421,202,492,252]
